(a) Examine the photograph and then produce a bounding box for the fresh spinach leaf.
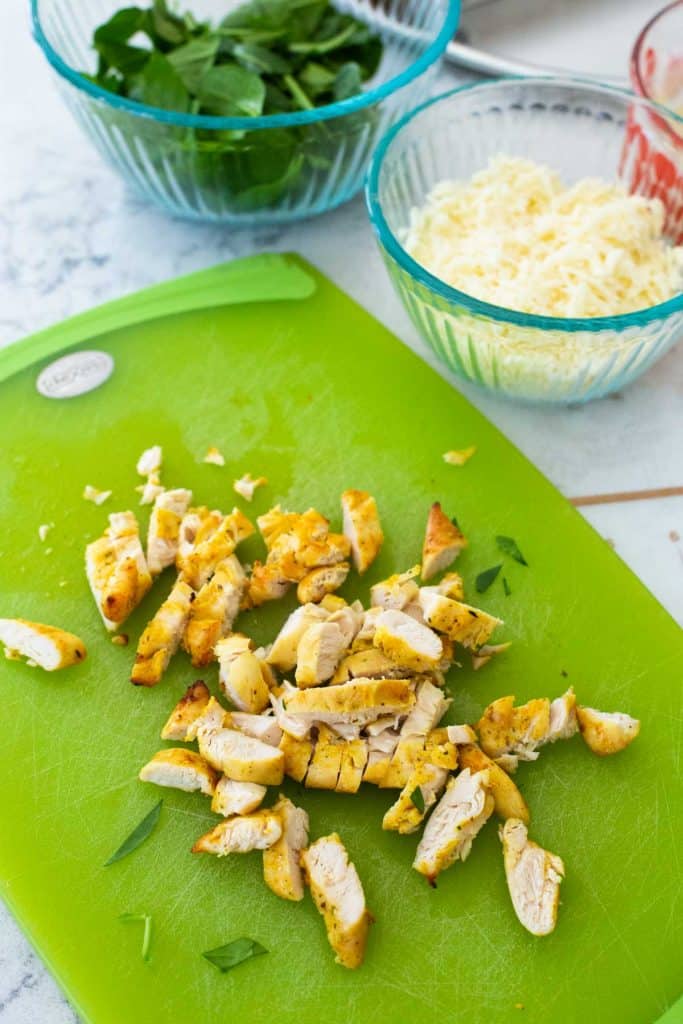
[233,42,291,74]
[129,51,191,110]
[198,63,266,116]
[94,6,150,46]
[333,61,362,101]
[167,34,220,93]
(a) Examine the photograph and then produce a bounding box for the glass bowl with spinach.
[32,0,460,223]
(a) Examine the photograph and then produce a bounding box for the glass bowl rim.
[30,0,461,130]
[365,75,683,333]
[630,0,683,149]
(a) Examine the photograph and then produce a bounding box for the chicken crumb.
[111,634,129,646]
[83,484,112,505]
[203,446,225,466]
[136,471,164,506]
[136,445,162,476]
[234,472,268,501]
[443,446,476,466]
[38,523,53,542]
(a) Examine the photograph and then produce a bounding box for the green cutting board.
[0,254,681,1024]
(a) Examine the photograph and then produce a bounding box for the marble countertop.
[0,0,680,1020]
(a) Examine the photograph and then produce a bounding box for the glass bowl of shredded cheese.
[366,77,683,403]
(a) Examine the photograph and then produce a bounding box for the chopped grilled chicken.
[301,834,372,969]
[296,621,349,688]
[192,810,282,855]
[434,572,465,601]
[373,609,443,672]
[421,502,468,580]
[423,728,459,770]
[137,474,164,506]
[320,594,347,613]
[400,679,451,737]
[280,732,315,782]
[139,748,218,795]
[248,560,293,606]
[414,769,494,883]
[176,507,222,572]
[297,563,350,604]
[329,604,363,645]
[181,508,254,591]
[136,445,162,476]
[258,506,324,549]
[269,689,312,740]
[263,795,309,901]
[382,761,448,833]
[0,619,86,672]
[130,578,194,686]
[352,606,383,649]
[187,695,227,740]
[266,604,329,671]
[211,778,266,817]
[370,566,421,611]
[381,735,430,789]
[576,705,640,755]
[197,705,284,785]
[446,724,478,745]
[305,726,344,789]
[203,446,225,466]
[419,590,502,649]
[228,712,282,747]
[476,695,551,769]
[548,688,578,742]
[336,738,369,793]
[332,649,403,684]
[83,484,112,505]
[500,819,565,936]
[362,749,394,786]
[216,635,270,713]
[283,678,415,730]
[341,489,383,574]
[183,555,246,666]
[458,744,529,824]
[161,680,211,741]
[472,642,512,671]
[86,511,152,630]
[146,488,192,576]
[233,472,267,501]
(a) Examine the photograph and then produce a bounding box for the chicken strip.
[139,748,218,795]
[341,489,383,574]
[146,488,192,576]
[446,724,478,745]
[297,563,350,604]
[548,687,579,742]
[228,712,282,747]
[301,834,372,969]
[192,810,282,856]
[576,705,640,755]
[181,508,253,591]
[266,604,329,671]
[216,635,270,713]
[476,695,551,770]
[421,502,468,580]
[86,511,152,631]
[332,648,404,684]
[400,679,451,737]
[130,578,194,687]
[263,796,309,901]
[336,738,369,794]
[175,507,222,572]
[160,680,210,741]
[211,778,266,817]
[382,761,448,834]
[197,706,284,786]
[433,572,464,601]
[295,620,349,688]
[183,554,246,666]
[414,769,494,883]
[0,619,86,671]
[283,678,415,731]
[458,744,529,824]
[305,726,344,789]
[373,609,443,673]
[500,819,565,936]
[280,732,315,782]
[370,566,421,611]
[419,590,502,650]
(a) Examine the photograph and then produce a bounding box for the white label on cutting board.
[36,351,114,399]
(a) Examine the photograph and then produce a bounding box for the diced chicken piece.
[471,641,512,671]
[192,810,282,856]
[266,604,329,671]
[83,484,112,505]
[211,778,266,817]
[305,726,344,789]
[263,796,309,901]
[146,488,192,576]
[247,561,294,606]
[421,502,468,580]
[280,732,314,782]
[284,678,415,731]
[370,566,421,611]
[328,604,363,646]
[86,511,152,630]
[320,594,347,613]
[380,735,428,789]
[161,680,211,741]
[400,679,451,737]
[301,834,372,969]
[423,729,459,770]
[352,607,383,650]
[382,762,448,833]
[341,489,383,574]
[548,687,578,742]
[130,578,194,686]
[175,507,222,572]
[136,473,164,506]
[336,738,369,793]
[181,508,254,591]
[297,563,350,605]
[332,649,403,684]
[576,705,640,756]
[419,590,502,650]
[458,744,529,824]
[374,609,443,673]
[414,769,494,883]
[203,446,225,466]
[362,750,394,786]
[434,572,465,601]
[295,621,349,688]
[229,712,282,747]
[476,695,551,769]
[187,694,227,740]
[0,619,86,672]
[500,819,565,936]
[446,724,478,745]
[139,748,217,795]
[233,473,267,501]
[259,506,329,551]
[269,688,311,740]
[365,716,401,737]
[136,445,162,476]
[183,555,246,666]
[197,716,284,786]
[216,634,270,713]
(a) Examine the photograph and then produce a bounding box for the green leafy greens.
[475,564,502,594]
[203,937,268,973]
[119,913,153,961]
[104,800,163,866]
[496,535,528,567]
[410,787,425,813]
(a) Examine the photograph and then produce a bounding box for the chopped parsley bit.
[496,535,528,566]
[202,938,268,973]
[476,564,502,593]
[410,787,425,813]
[119,913,153,962]
[503,576,511,597]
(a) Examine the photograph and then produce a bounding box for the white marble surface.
[0,1,681,1021]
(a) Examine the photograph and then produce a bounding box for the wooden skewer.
[569,486,683,508]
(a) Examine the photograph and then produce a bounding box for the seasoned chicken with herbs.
[414,769,494,883]
[341,489,383,574]
[183,554,246,666]
[297,563,350,604]
[130,578,194,686]
[382,761,448,834]
[500,819,565,936]
[146,488,192,576]
[192,810,282,855]
[263,795,309,901]
[211,778,266,817]
[283,678,415,731]
[0,619,86,671]
[216,635,271,713]
[421,502,468,580]
[576,705,640,755]
[161,680,211,741]
[419,590,502,649]
[373,609,443,673]
[301,833,372,969]
[267,603,330,671]
[86,511,152,630]
[139,748,218,795]
[458,744,529,824]
[196,699,284,785]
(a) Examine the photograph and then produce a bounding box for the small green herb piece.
[502,576,511,597]
[105,800,163,866]
[119,913,153,962]
[476,564,502,593]
[496,536,528,566]
[202,938,268,973]
[450,515,459,528]
[410,787,425,814]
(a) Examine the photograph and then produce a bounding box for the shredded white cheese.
[404,156,683,318]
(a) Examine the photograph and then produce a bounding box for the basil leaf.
[129,51,191,111]
[476,564,502,593]
[119,913,153,962]
[410,787,425,813]
[167,35,220,93]
[105,800,163,866]
[496,536,528,566]
[203,938,268,973]
[503,576,511,597]
[198,64,266,116]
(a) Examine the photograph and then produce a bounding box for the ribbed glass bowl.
[366,78,683,404]
[32,0,459,224]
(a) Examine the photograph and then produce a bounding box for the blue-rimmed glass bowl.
[366,77,683,404]
[32,0,459,224]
